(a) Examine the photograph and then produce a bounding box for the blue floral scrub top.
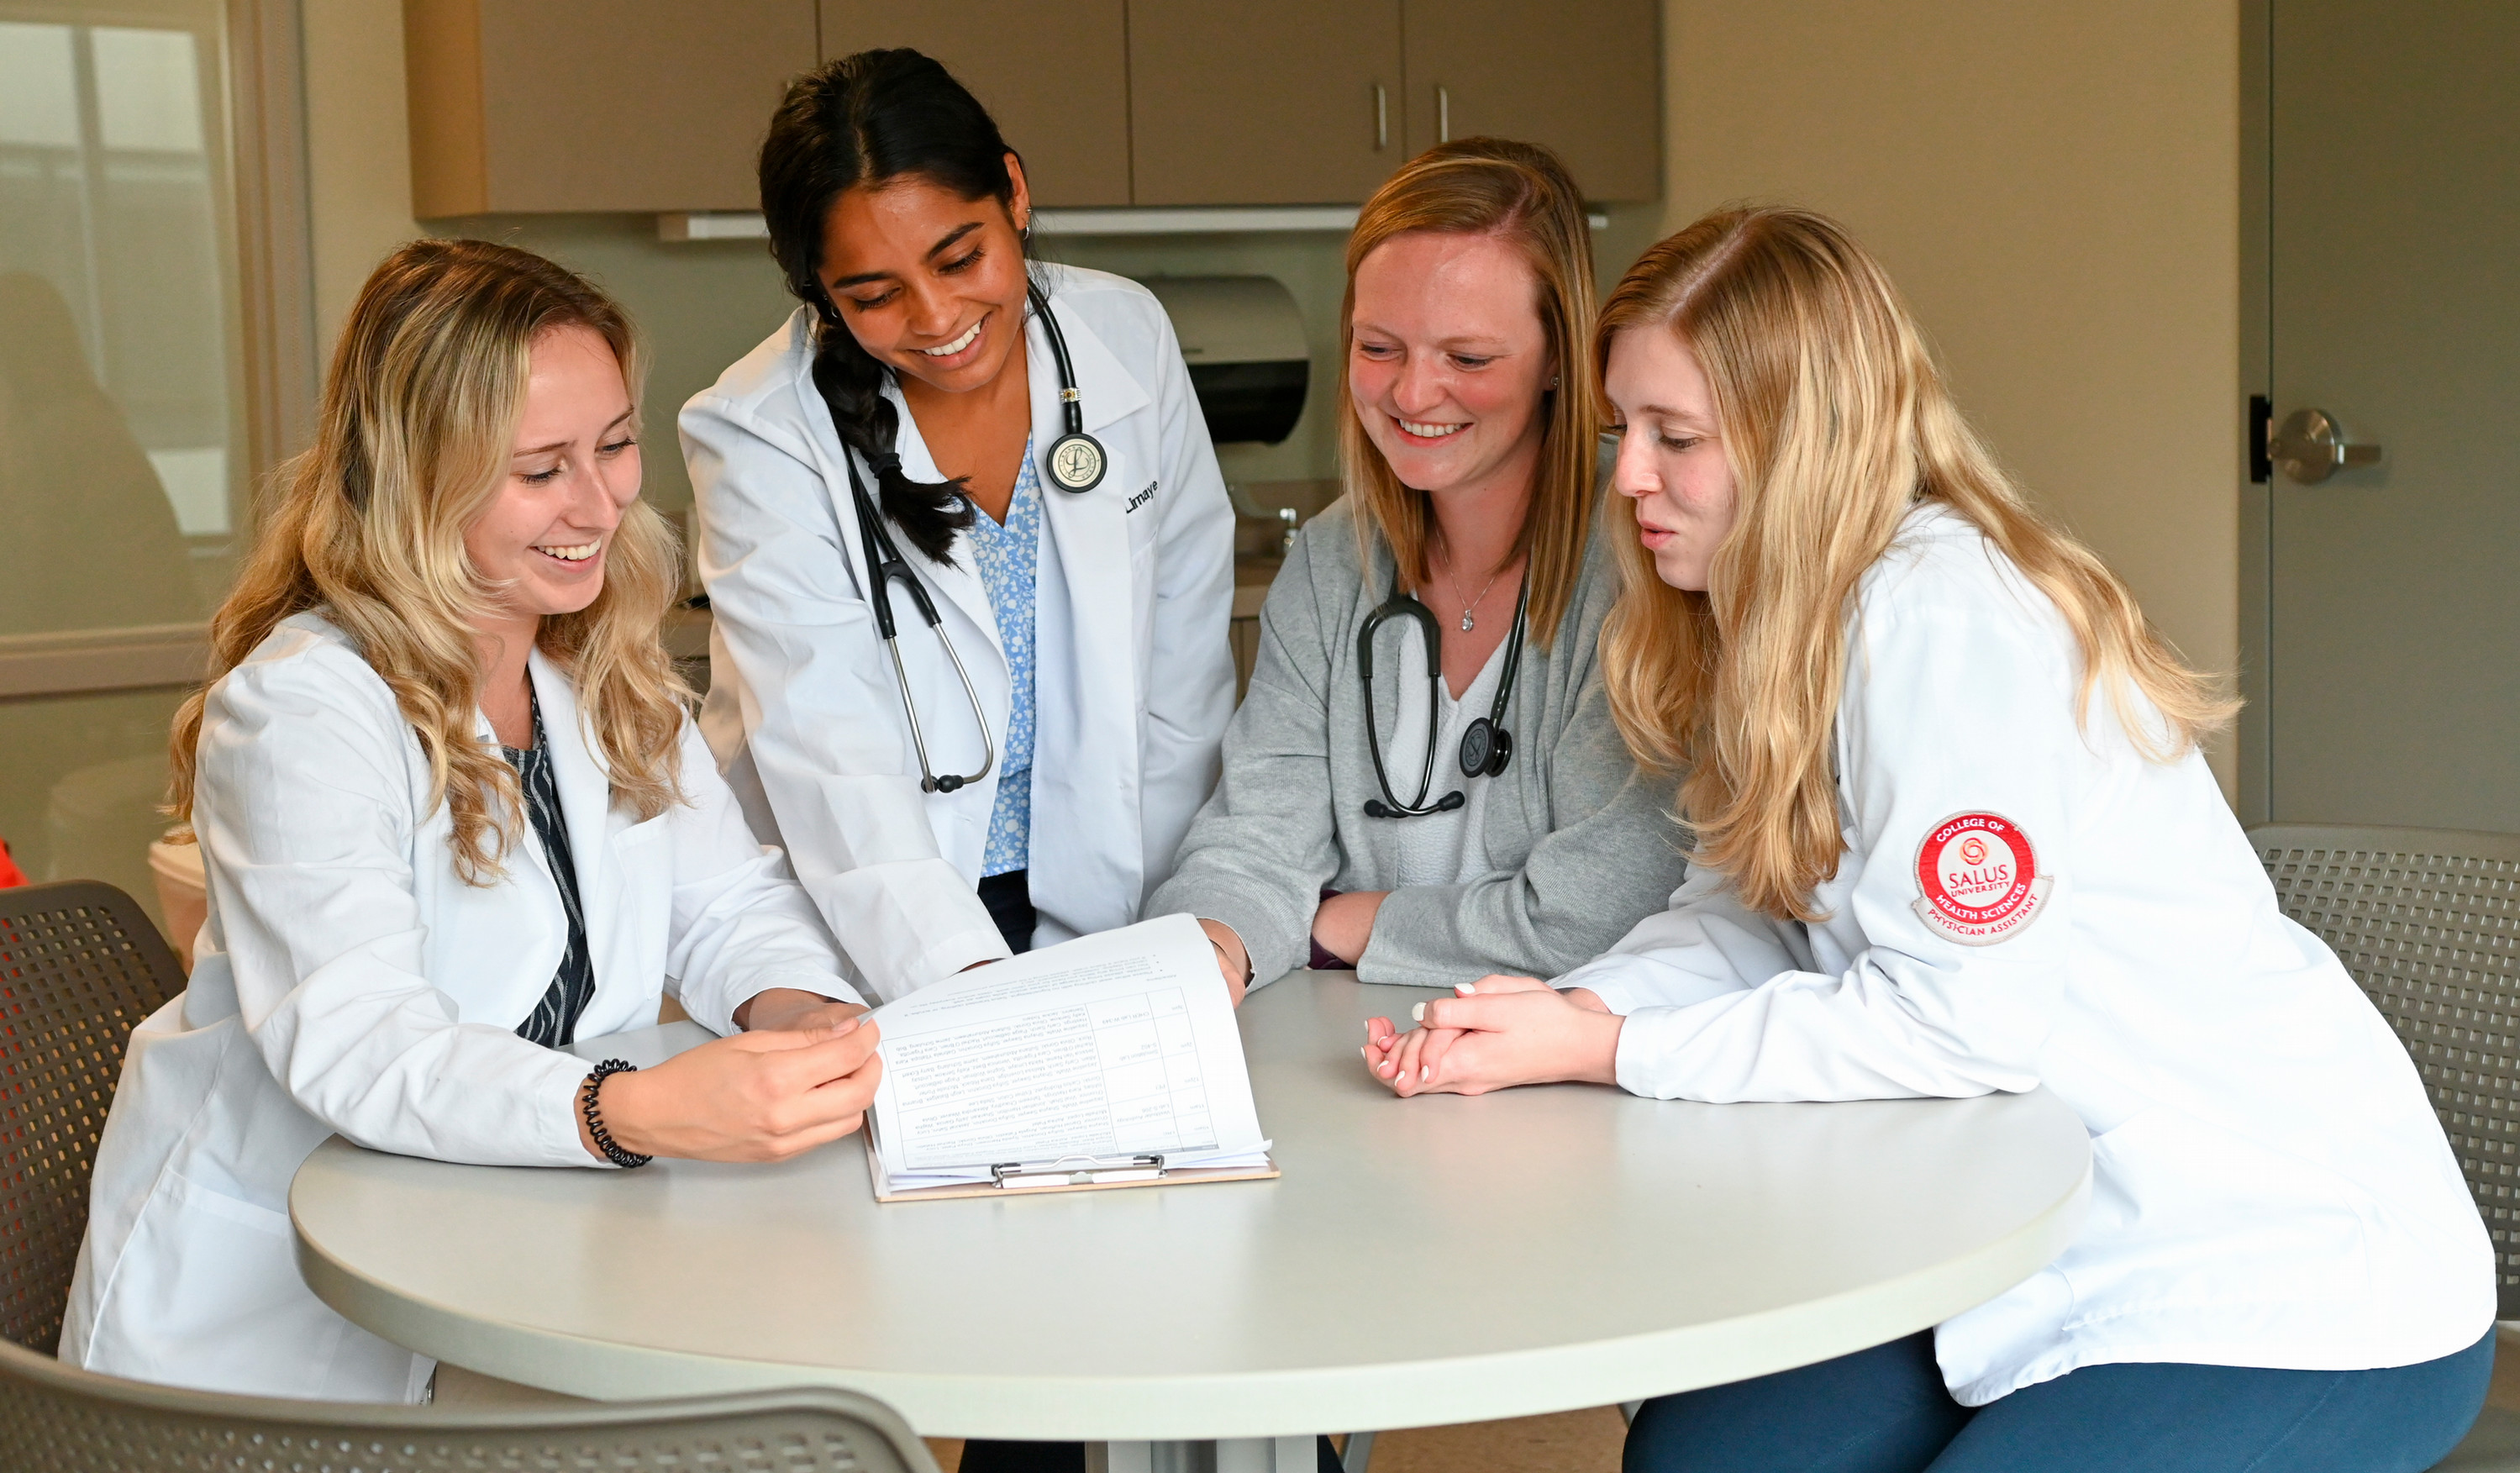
[965,438,1041,876]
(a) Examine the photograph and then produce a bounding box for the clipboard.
[865,1142,1279,1203]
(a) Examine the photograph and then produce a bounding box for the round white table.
[292,973,2089,1452]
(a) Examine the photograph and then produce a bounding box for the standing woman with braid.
[686,50,1236,1002]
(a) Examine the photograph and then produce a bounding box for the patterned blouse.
[965,438,1042,876]
[502,695,595,1048]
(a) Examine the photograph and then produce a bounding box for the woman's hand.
[1361,977,1620,1097]
[1198,918,1251,1007]
[1311,890,1390,966]
[580,1015,882,1163]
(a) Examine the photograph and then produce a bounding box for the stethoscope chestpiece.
[1029,283,1108,494]
[1458,718,1513,779]
[1045,419,1107,492]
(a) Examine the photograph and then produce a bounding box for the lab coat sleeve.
[1357,659,1691,985]
[1550,865,1788,1015]
[1132,310,1238,902]
[681,392,1008,999]
[1143,530,1344,990]
[660,719,864,1034]
[194,645,597,1168]
[1586,587,2085,1102]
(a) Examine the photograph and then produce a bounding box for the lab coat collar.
[1030,270,1154,434]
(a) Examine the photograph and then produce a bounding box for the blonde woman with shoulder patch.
[64,239,882,1403]
[1362,208,2493,1470]
[1152,139,1687,994]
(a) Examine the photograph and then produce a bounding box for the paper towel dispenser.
[1140,276,1308,445]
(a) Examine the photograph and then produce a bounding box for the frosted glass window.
[0,5,235,638]
[92,28,205,155]
[0,24,79,149]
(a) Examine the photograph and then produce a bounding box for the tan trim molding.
[0,626,212,701]
[228,0,320,487]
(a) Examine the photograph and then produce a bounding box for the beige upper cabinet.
[1400,0,1661,200]
[404,0,1663,216]
[1128,1,1405,206]
[406,1,817,215]
[818,2,1132,208]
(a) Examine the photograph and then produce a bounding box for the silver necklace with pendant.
[1446,560,1509,633]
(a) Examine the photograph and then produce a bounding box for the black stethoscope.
[1358,571,1528,818]
[839,283,1109,794]
[1029,282,1107,493]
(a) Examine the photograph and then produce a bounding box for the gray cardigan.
[1149,497,1689,989]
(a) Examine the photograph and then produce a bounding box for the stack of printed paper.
[864,914,1275,1198]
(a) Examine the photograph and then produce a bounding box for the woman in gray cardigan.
[1151,139,1686,993]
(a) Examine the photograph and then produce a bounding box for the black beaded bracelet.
[580,1059,652,1169]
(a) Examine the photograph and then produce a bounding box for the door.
[1401,0,1660,200]
[818,0,1130,207]
[1128,0,1403,206]
[2263,2,2520,828]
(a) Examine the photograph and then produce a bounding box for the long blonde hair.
[170,238,691,884]
[1598,207,2235,921]
[1339,138,1602,648]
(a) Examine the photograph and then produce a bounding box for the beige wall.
[1659,0,2242,793]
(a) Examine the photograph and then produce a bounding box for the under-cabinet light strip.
[659,205,1607,242]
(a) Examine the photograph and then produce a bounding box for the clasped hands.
[1361,976,1624,1097]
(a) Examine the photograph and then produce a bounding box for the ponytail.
[763,48,1024,565]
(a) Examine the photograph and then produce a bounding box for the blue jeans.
[1625,1329,2493,1473]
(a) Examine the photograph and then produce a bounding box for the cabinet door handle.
[1437,85,1451,143]
[1375,83,1388,150]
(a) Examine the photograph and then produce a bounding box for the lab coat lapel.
[880,380,1005,664]
[1029,291,1151,919]
[524,651,621,981]
[465,703,564,1026]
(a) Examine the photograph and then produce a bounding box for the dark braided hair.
[760,49,1025,563]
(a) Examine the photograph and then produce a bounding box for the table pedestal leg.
[1091,1437,1313,1473]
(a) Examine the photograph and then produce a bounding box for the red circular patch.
[1916,812,2038,930]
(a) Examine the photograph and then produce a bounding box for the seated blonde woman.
[1365,208,2491,1473]
[1154,138,1687,994]
[63,239,879,1403]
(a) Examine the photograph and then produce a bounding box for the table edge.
[294,1125,2091,1438]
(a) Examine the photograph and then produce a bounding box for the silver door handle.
[1437,85,1451,143]
[2270,408,2383,484]
[1375,83,1388,150]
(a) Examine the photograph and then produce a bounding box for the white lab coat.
[683,262,1237,1002]
[61,613,861,1402]
[1559,504,2492,1406]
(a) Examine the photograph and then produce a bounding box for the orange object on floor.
[0,839,24,888]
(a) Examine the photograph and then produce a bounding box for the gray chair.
[2252,825,2520,1470]
[0,879,944,1472]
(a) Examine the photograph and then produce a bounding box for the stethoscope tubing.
[837,276,1097,796]
[1359,571,1529,819]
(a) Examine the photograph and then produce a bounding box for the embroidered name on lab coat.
[1913,810,2052,946]
[1125,480,1158,513]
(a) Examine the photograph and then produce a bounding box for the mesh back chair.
[0,879,945,1473]
[0,881,184,1355]
[2250,826,2520,1472]
[0,1351,941,1473]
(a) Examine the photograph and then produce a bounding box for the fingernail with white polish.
[1457,982,1477,995]
[1410,1002,1426,1022]
[1420,1065,1430,1081]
